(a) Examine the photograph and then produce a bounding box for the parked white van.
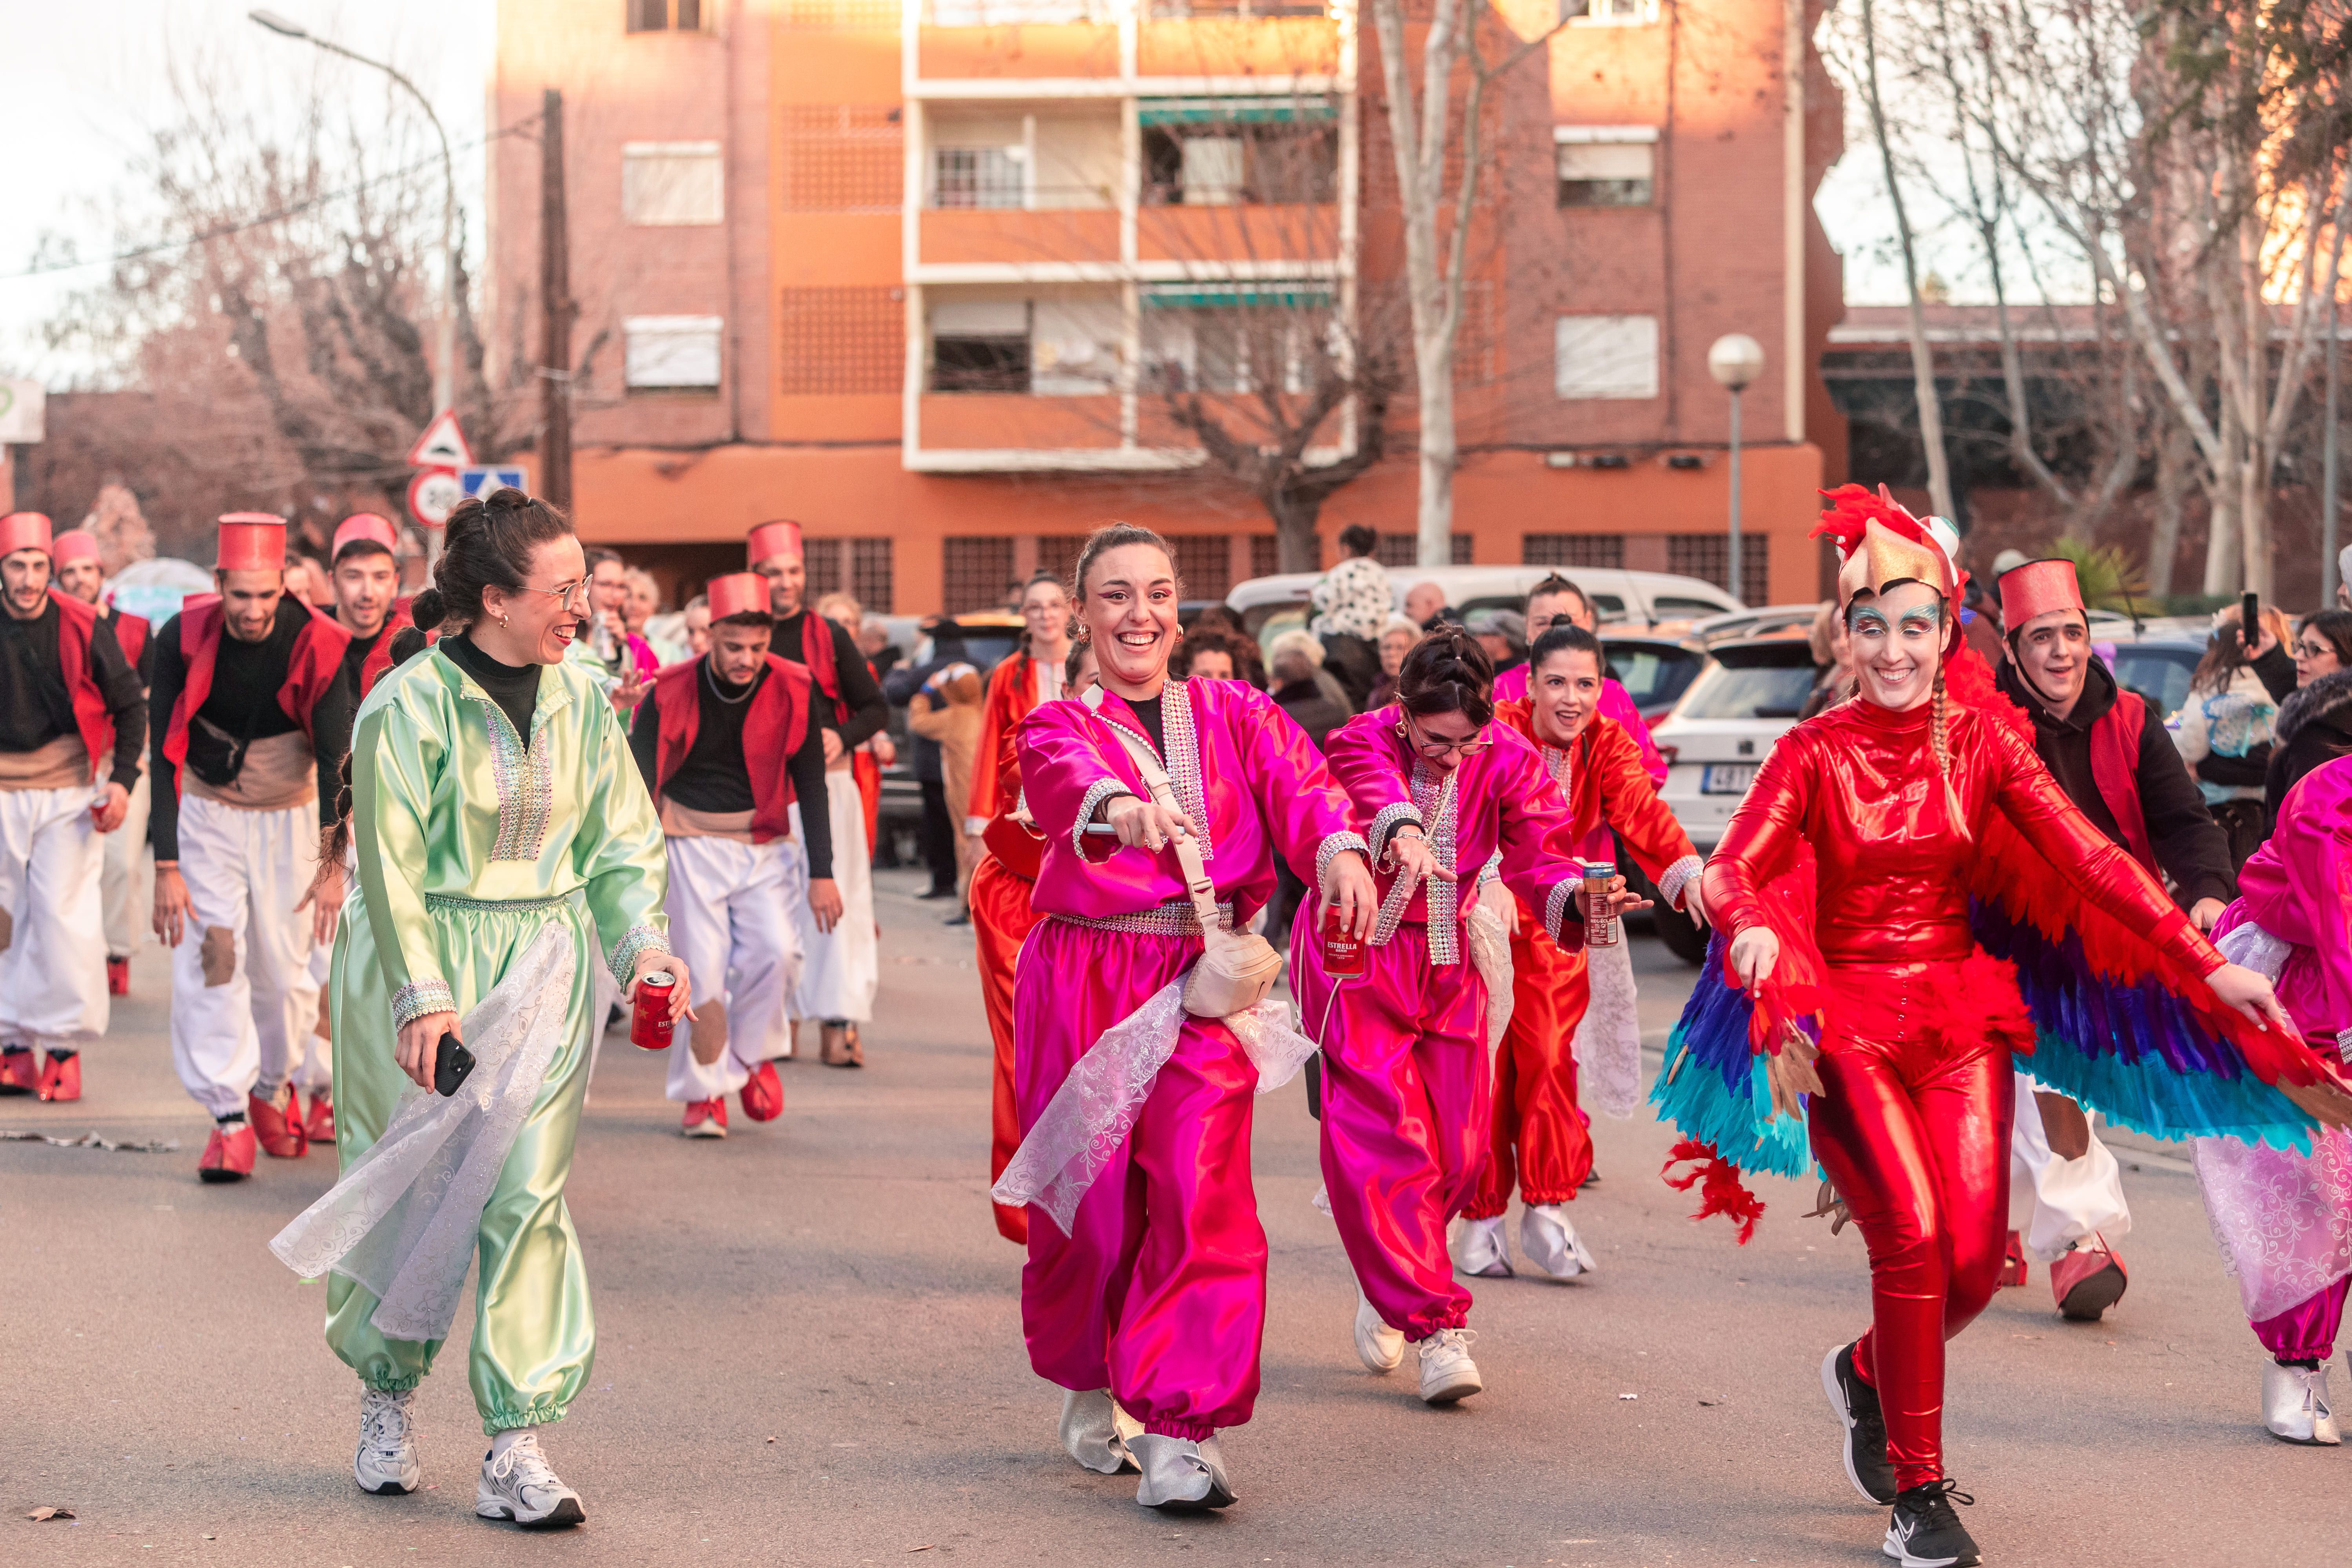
[1225,564,1743,643]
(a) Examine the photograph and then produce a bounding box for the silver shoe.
[1354,1284,1405,1374]
[354,1387,420,1495]
[1519,1203,1598,1279]
[1447,1215,1513,1278]
[1058,1387,1139,1474]
[2263,1359,2342,1445]
[1129,1433,1235,1510]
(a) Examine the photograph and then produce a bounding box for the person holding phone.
[2172,600,2294,869]
[305,489,682,1530]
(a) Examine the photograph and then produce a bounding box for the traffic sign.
[460,466,530,499]
[406,410,473,470]
[408,467,463,529]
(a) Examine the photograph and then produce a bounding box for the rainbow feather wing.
[1650,932,1815,1181]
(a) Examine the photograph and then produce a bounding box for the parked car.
[1226,565,1744,648]
[1686,603,1828,646]
[1600,632,1708,723]
[2100,636,2203,720]
[1650,637,1823,857]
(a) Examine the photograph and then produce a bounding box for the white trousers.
[102,768,152,960]
[168,793,327,1119]
[2009,1069,2132,1262]
[0,782,108,1052]
[786,768,876,1024]
[661,835,802,1103]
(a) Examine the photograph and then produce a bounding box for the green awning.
[1142,285,1334,309]
[1137,96,1338,126]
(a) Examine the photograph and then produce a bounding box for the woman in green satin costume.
[320,490,686,1528]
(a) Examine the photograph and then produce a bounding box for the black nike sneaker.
[1821,1341,1897,1504]
[1884,1479,1980,1567]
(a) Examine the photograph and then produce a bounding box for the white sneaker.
[1519,1203,1599,1279]
[1353,1285,1405,1374]
[2263,1360,2342,1445]
[1058,1387,1138,1474]
[1129,1433,1235,1510]
[1416,1327,1483,1405]
[354,1387,420,1495]
[1448,1215,1513,1278]
[475,1430,585,1528]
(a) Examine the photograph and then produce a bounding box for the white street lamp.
[250,10,458,430]
[1709,332,1766,608]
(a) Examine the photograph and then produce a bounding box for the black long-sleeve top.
[148,596,357,861]
[771,609,888,751]
[0,601,145,784]
[103,608,154,688]
[628,662,834,879]
[1994,654,2236,907]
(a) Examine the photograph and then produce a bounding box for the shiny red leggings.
[1807,985,2014,1492]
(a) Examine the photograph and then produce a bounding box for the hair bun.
[409,586,448,631]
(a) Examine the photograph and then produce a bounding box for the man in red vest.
[749,521,888,1067]
[628,572,843,1136]
[1993,557,2237,1319]
[327,513,413,700]
[150,515,356,1183]
[0,513,145,1105]
[52,527,152,1000]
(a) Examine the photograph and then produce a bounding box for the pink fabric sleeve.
[1016,699,1136,865]
[1483,724,1591,948]
[2236,761,2352,1034]
[1321,707,1421,860]
[1600,679,1667,785]
[1231,686,1368,886]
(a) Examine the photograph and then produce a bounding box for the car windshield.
[1676,649,1820,720]
[1607,644,1703,712]
[2106,645,2197,717]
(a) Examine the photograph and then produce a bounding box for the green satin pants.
[323,894,600,1434]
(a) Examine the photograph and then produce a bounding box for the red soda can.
[630,971,677,1050]
[1321,905,1365,979]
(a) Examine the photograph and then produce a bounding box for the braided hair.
[1395,624,1495,728]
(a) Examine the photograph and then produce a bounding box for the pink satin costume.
[1710,698,2220,1490]
[1291,709,1587,1341]
[1013,678,1366,1439]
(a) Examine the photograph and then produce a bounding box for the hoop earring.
[500,613,512,629]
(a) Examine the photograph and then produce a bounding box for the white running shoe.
[354,1387,420,1496]
[1353,1285,1405,1374]
[1448,1215,1513,1278]
[2263,1360,2342,1445]
[1129,1433,1235,1510]
[1519,1203,1599,1279]
[475,1430,585,1529]
[1416,1327,1483,1405]
[1058,1387,1139,1474]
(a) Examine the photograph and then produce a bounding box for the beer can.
[1583,860,1619,948]
[1321,905,1366,980]
[630,971,677,1051]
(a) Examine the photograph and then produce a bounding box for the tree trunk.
[2203,393,2242,595]
[1272,488,1323,574]
[2149,419,2189,599]
[1858,0,1955,521]
[1415,340,1456,566]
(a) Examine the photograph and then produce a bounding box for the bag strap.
[1087,687,1222,927]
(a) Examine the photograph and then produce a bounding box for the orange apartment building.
[487,0,1845,614]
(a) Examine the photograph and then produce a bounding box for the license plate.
[1700,764,1756,795]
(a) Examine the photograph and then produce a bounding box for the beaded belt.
[1058,899,1235,936]
[425,891,571,914]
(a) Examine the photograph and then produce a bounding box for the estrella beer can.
[630,971,677,1050]
[1322,904,1366,980]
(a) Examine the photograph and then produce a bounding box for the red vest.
[356,602,416,697]
[162,595,352,789]
[105,606,149,672]
[2087,691,2161,879]
[799,612,846,721]
[650,653,813,844]
[45,590,118,775]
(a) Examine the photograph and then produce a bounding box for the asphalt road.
[3,874,2339,1568]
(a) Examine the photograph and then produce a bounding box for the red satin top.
[1710,696,2219,976]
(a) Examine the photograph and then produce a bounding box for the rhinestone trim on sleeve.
[390,977,456,1028]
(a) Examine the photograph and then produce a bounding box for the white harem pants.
[169,793,327,1119]
[102,768,152,960]
[785,766,876,1025]
[0,782,108,1053]
[2008,1069,2131,1262]
[661,834,803,1103]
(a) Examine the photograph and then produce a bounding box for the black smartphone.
[433,1032,476,1097]
[2243,591,2260,653]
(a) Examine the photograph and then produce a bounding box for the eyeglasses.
[1400,716,1490,759]
[2297,639,2334,659]
[515,577,593,610]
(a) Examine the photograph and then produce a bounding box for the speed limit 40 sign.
[408,467,464,529]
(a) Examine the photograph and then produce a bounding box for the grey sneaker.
[475,1430,584,1529]
[354,1388,420,1496]
[1129,1433,1235,1511]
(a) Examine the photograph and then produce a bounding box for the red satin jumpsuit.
[1708,696,2220,1490]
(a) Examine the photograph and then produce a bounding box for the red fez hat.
[0,512,53,558]
[1998,559,2086,634]
[217,514,288,573]
[748,520,803,567]
[334,513,400,555]
[51,529,101,567]
[706,572,769,621]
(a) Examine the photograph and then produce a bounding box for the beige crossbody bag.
[1094,708,1283,1019]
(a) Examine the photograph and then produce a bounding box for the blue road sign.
[460,466,530,498]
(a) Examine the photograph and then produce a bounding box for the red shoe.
[304,1090,336,1144]
[739,1061,784,1123]
[107,956,131,996]
[681,1098,728,1138]
[1998,1229,2029,1289]
[2052,1234,2129,1321]
[36,1053,80,1103]
[200,1123,258,1183]
[249,1087,308,1159]
[0,1050,36,1095]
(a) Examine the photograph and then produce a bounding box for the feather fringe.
[1651,931,1815,1181]
[1662,1138,1767,1245]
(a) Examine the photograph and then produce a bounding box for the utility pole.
[540,88,574,514]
